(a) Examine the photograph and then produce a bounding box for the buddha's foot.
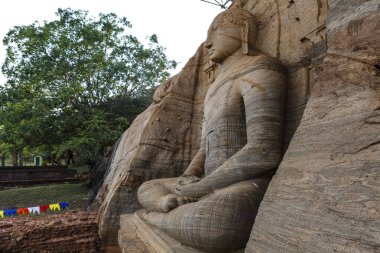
[178,196,199,205]
[160,194,198,213]
[160,194,179,212]
[142,210,166,228]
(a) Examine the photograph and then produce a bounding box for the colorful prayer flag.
[2,201,68,218]
[59,202,69,210]
[40,205,49,212]
[17,208,29,215]
[28,206,41,214]
[49,203,60,211]
[4,209,17,217]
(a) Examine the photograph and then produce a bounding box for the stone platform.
[118,211,244,253]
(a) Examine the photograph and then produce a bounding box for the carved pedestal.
[118,211,205,253]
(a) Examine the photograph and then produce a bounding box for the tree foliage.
[0,8,176,165]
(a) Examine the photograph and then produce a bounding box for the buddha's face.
[205,16,241,63]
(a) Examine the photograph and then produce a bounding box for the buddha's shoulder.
[237,54,286,75]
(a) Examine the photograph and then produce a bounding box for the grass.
[0,183,89,210]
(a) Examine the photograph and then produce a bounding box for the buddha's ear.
[241,20,249,54]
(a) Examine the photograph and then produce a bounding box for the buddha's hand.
[177,175,201,186]
[175,180,213,198]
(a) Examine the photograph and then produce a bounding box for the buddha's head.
[205,7,257,63]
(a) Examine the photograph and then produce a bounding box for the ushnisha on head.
[205,7,258,63]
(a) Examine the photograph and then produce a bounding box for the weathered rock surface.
[247,1,380,252]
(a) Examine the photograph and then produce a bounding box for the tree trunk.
[12,149,24,166]
[1,155,5,166]
[12,151,18,166]
[18,150,24,166]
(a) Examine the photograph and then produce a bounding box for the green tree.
[1,8,176,164]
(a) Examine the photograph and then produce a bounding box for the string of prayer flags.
[0,201,69,219]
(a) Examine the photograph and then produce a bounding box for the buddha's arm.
[177,119,207,185]
[182,146,205,178]
[177,68,286,197]
[181,149,205,178]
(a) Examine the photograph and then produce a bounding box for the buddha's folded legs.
[141,177,270,253]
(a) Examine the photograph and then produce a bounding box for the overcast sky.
[0,0,227,84]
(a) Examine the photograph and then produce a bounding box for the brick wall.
[0,166,78,187]
[0,211,103,252]
[0,167,76,182]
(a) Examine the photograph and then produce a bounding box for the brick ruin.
[0,211,103,253]
[0,166,79,187]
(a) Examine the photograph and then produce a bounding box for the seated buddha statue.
[137,6,286,253]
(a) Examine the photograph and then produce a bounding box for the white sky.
[0,0,226,85]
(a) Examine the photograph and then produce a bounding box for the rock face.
[246,0,380,252]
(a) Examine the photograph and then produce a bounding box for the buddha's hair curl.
[216,8,257,50]
[221,8,257,29]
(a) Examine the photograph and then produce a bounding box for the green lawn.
[0,183,89,210]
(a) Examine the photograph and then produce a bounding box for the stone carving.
[92,45,209,251]
[137,6,286,252]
